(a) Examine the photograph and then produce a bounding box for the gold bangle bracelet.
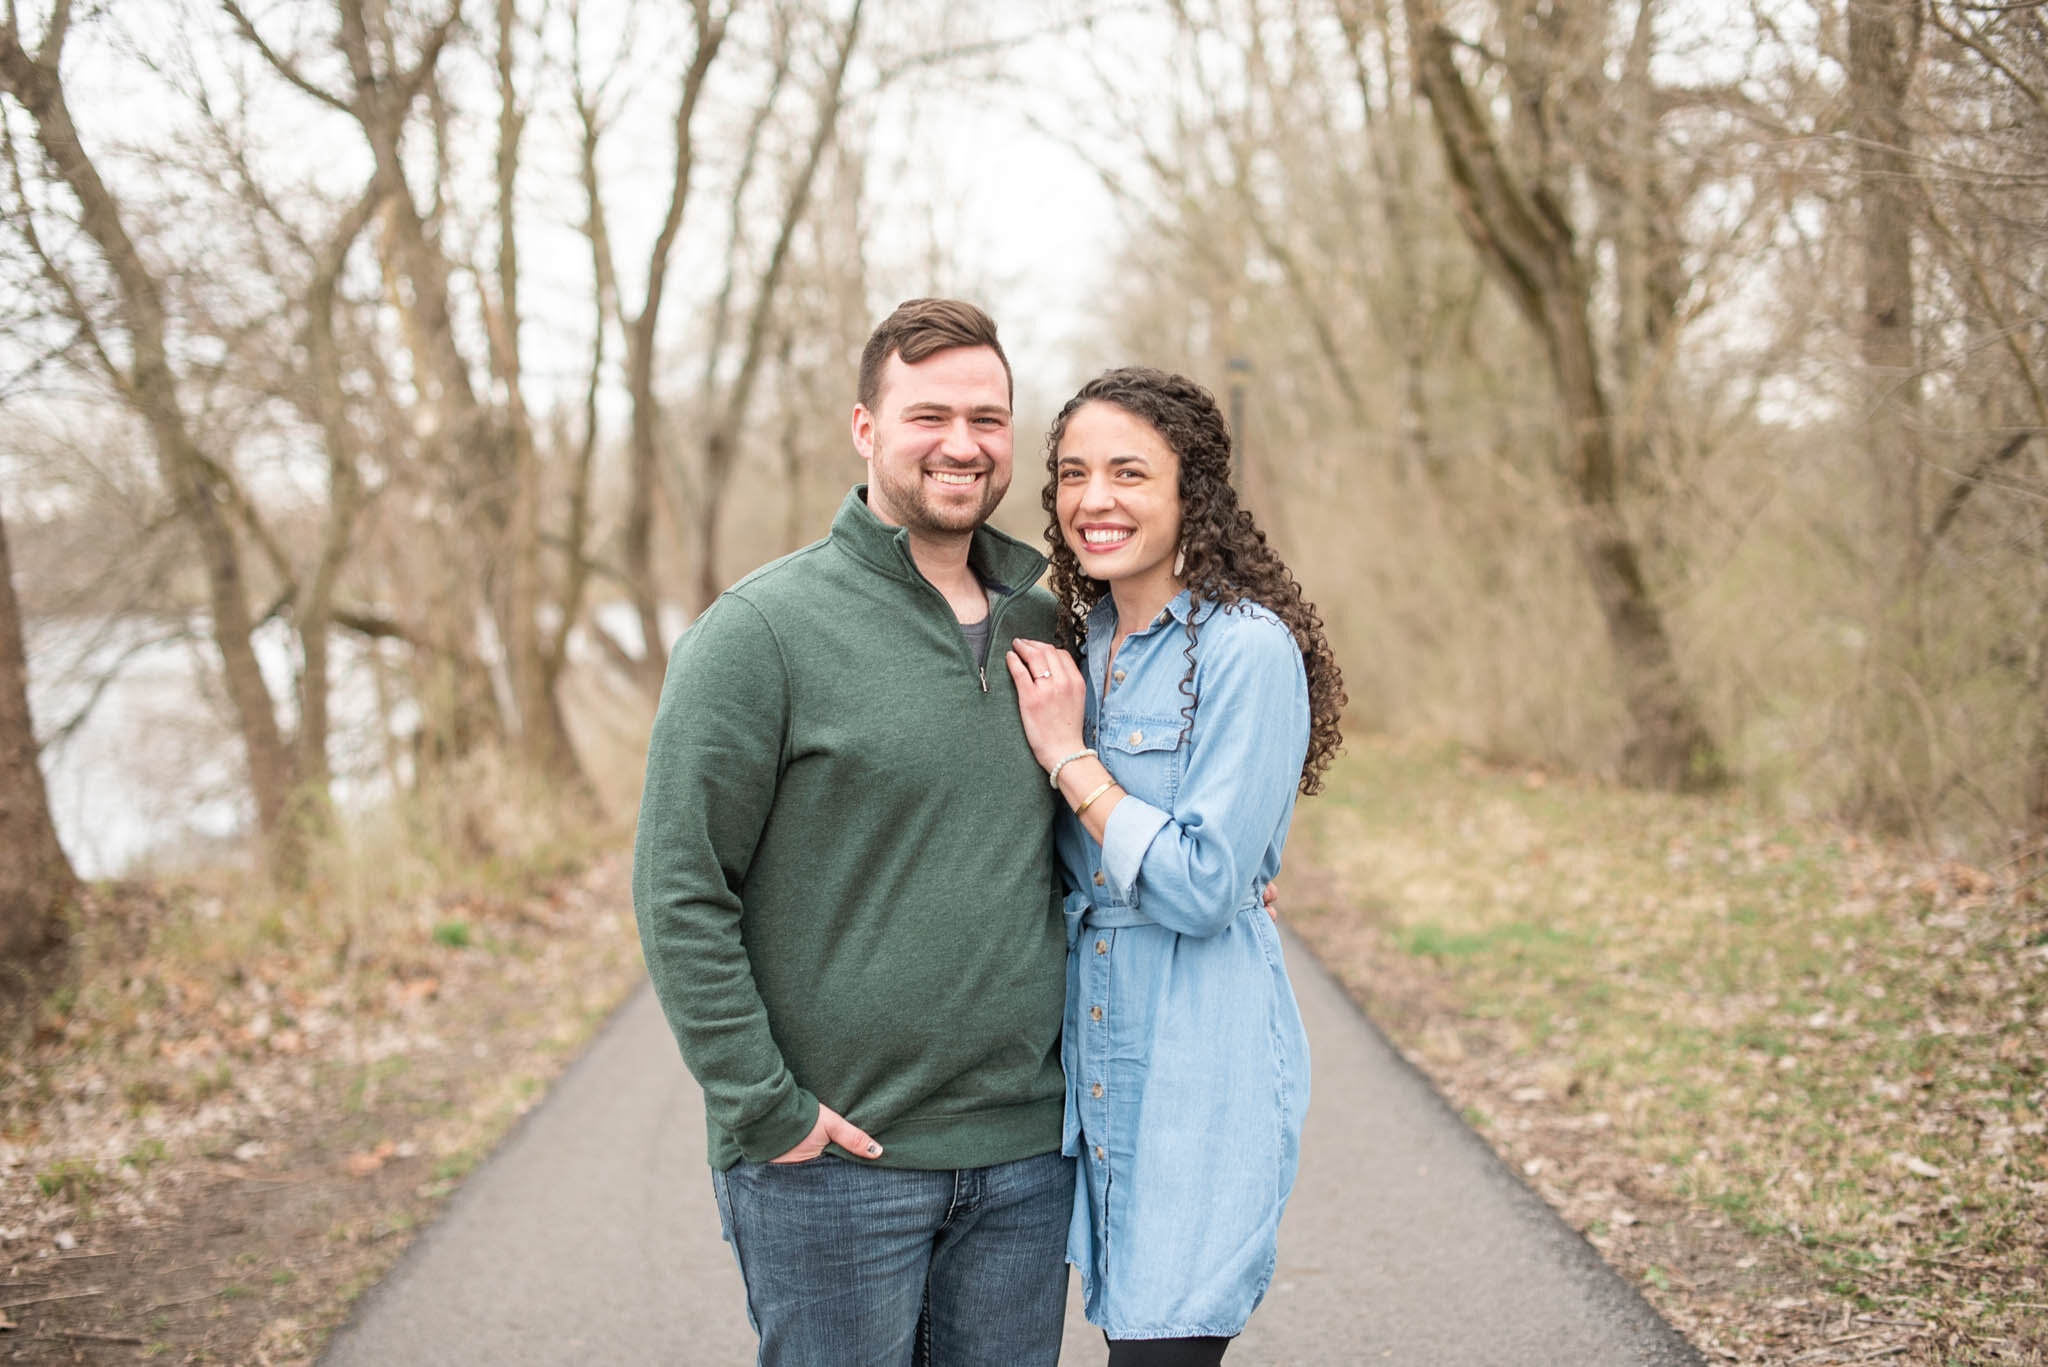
[1073,779,1118,818]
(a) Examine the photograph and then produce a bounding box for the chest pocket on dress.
[1098,713,1188,809]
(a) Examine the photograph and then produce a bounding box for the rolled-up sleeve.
[1097,613,1310,937]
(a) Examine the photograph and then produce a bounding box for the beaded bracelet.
[1048,747,1098,789]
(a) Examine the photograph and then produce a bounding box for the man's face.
[852,346,1013,538]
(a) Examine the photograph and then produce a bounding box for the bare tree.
[687,0,866,612]
[1,3,307,878]
[1406,0,1724,790]
[576,0,733,692]
[485,0,579,779]
[1901,1,2048,847]
[575,0,867,690]
[1847,0,1931,830]
[224,0,589,783]
[1333,0,1441,480]
[284,184,385,806]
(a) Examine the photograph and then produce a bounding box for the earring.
[1172,546,1186,578]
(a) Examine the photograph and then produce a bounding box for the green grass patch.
[36,1157,107,1207]
[122,1138,170,1174]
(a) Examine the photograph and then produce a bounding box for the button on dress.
[1057,591,1313,1339]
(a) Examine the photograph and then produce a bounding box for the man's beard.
[872,454,1008,535]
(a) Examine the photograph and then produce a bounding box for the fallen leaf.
[344,1139,399,1177]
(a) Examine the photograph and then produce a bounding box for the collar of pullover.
[832,484,1048,597]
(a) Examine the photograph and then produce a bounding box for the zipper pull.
[978,665,990,693]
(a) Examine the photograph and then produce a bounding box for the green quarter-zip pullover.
[632,486,1067,1171]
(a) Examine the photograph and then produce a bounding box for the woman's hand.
[1005,639,1087,773]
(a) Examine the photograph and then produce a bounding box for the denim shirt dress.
[1058,590,1313,1339]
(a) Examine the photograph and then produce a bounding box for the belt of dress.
[1081,897,1263,930]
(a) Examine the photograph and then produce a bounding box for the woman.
[1005,367,1345,1366]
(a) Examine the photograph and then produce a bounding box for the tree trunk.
[1336,0,1436,480]
[292,184,384,821]
[490,0,578,782]
[0,499,78,958]
[1411,15,1724,790]
[615,0,729,694]
[1849,0,1930,833]
[2030,619,2048,854]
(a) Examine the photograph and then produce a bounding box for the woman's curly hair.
[1041,366,1345,796]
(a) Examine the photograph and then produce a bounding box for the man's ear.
[851,404,876,463]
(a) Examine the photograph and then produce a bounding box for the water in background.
[26,615,400,878]
[26,603,672,879]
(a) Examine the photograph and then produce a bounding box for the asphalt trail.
[320,929,1702,1365]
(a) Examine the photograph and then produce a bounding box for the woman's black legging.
[1105,1336,1232,1367]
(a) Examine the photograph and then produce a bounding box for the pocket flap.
[1098,716,1183,755]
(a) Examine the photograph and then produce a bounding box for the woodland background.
[1,4,2044,1362]
[0,0,2042,1000]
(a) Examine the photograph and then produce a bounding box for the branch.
[1927,4,2046,113]
[393,4,464,109]
[1929,431,2039,540]
[700,4,793,395]
[199,452,293,587]
[0,110,122,389]
[330,603,453,654]
[632,0,729,355]
[861,14,1101,93]
[570,2,625,339]
[38,620,194,755]
[39,0,69,67]
[539,533,631,589]
[586,611,646,680]
[1920,172,2048,431]
[1166,0,1366,419]
[188,73,311,270]
[219,1,352,111]
[1411,20,1558,329]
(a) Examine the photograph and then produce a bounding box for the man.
[632,299,1072,1366]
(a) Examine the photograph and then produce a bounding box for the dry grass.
[1288,738,2047,1366]
[0,758,642,1363]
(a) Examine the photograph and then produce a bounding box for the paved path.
[321,931,1702,1365]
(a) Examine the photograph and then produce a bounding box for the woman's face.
[1054,400,1185,597]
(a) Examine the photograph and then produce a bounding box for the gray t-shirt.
[959,613,992,667]
[957,587,999,667]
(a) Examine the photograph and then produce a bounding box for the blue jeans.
[710,1150,1072,1367]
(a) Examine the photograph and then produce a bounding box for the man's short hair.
[857,298,1012,413]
